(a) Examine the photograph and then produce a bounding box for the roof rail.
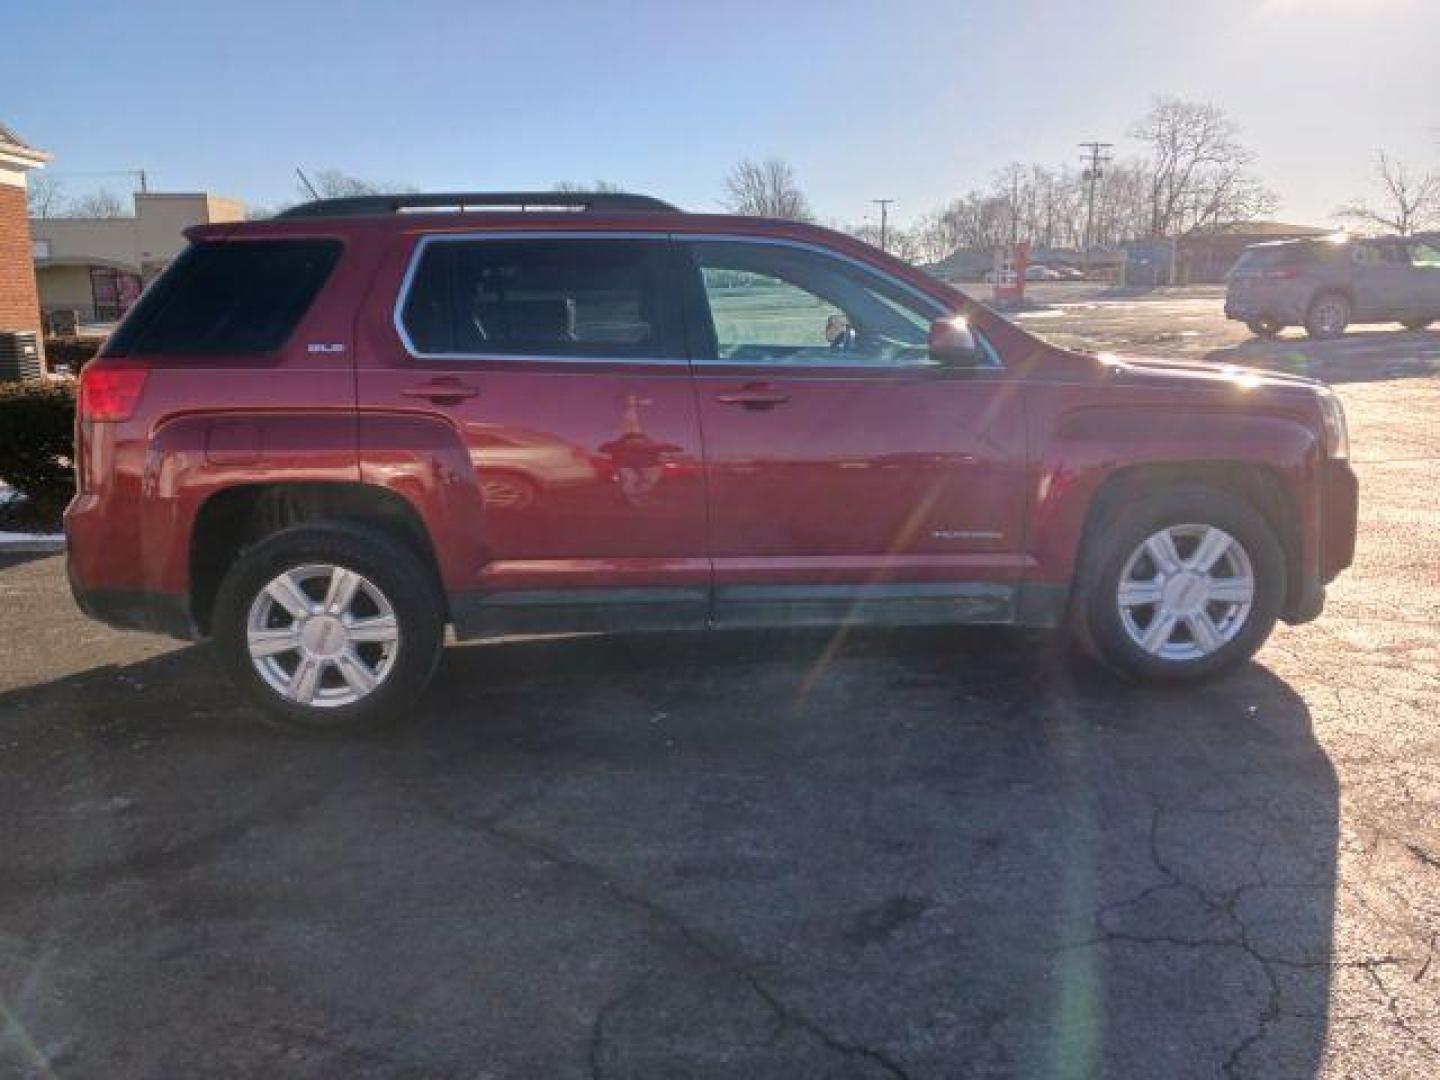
[275,191,680,219]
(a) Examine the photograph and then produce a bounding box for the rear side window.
[107,239,341,356]
[399,238,670,359]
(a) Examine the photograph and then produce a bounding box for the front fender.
[1027,405,1323,585]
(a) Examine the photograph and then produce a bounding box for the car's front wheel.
[1071,488,1285,682]
[1246,318,1283,339]
[212,522,444,732]
[1401,317,1434,331]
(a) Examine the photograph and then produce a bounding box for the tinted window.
[1232,245,1307,272]
[107,240,340,356]
[400,239,668,358]
[689,241,946,368]
[1352,242,1407,267]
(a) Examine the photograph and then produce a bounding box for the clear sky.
[6,0,1436,229]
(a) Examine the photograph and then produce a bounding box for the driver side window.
[689,241,938,367]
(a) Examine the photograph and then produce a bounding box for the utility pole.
[872,198,895,252]
[1078,142,1113,273]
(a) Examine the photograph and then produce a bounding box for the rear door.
[355,231,708,632]
[678,235,1031,627]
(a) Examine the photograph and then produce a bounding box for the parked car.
[1225,233,1440,339]
[1025,264,1062,281]
[1053,265,1086,281]
[982,268,1017,284]
[66,191,1359,731]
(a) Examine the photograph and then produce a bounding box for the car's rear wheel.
[1246,318,1283,339]
[212,522,443,732]
[1401,317,1434,331]
[1071,488,1284,682]
[1305,293,1350,339]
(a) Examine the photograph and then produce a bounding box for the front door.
[357,233,708,633]
[679,237,1031,627]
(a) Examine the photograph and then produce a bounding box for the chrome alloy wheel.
[1116,524,1255,662]
[246,564,400,707]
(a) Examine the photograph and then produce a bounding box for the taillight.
[1261,267,1300,280]
[78,362,149,422]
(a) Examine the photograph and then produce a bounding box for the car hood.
[1099,353,1325,394]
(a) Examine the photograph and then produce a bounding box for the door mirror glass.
[929,317,983,366]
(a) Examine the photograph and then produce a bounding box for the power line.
[1078,142,1113,271]
[872,198,895,252]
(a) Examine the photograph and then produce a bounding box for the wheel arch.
[190,481,445,635]
[1306,285,1355,320]
[1073,461,1304,621]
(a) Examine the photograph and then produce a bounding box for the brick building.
[0,122,50,362]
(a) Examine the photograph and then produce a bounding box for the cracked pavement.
[2,297,1437,1077]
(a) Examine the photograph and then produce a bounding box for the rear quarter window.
[1231,246,1307,273]
[106,239,341,356]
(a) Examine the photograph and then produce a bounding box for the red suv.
[65,192,1358,730]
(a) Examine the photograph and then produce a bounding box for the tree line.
[722,97,1439,260]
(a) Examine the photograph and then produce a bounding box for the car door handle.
[715,386,789,410]
[402,378,480,403]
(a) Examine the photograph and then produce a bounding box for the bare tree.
[844,221,923,263]
[297,170,416,201]
[553,180,625,193]
[1334,151,1440,235]
[722,158,813,221]
[1130,97,1276,236]
[68,188,130,218]
[26,174,67,218]
[304,170,385,199]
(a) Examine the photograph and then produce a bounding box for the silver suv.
[1225,233,1440,339]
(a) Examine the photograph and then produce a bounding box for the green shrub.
[0,379,77,511]
[44,337,103,375]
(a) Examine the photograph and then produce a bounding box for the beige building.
[31,192,244,323]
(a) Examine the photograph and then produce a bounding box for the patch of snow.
[0,530,64,547]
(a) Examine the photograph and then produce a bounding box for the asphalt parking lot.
[2,289,1437,1078]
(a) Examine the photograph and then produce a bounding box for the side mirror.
[928,316,984,367]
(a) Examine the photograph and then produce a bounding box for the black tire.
[1304,292,1350,340]
[1401,318,1434,331]
[212,522,444,732]
[1069,487,1285,683]
[1246,318,1283,339]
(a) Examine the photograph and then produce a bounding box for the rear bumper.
[1225,297,1305,324]
[65,491,198,641]
[67,561,198,641]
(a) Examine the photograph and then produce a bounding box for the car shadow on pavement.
[0,627,1336,1078]
[1207,327,1440,385]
